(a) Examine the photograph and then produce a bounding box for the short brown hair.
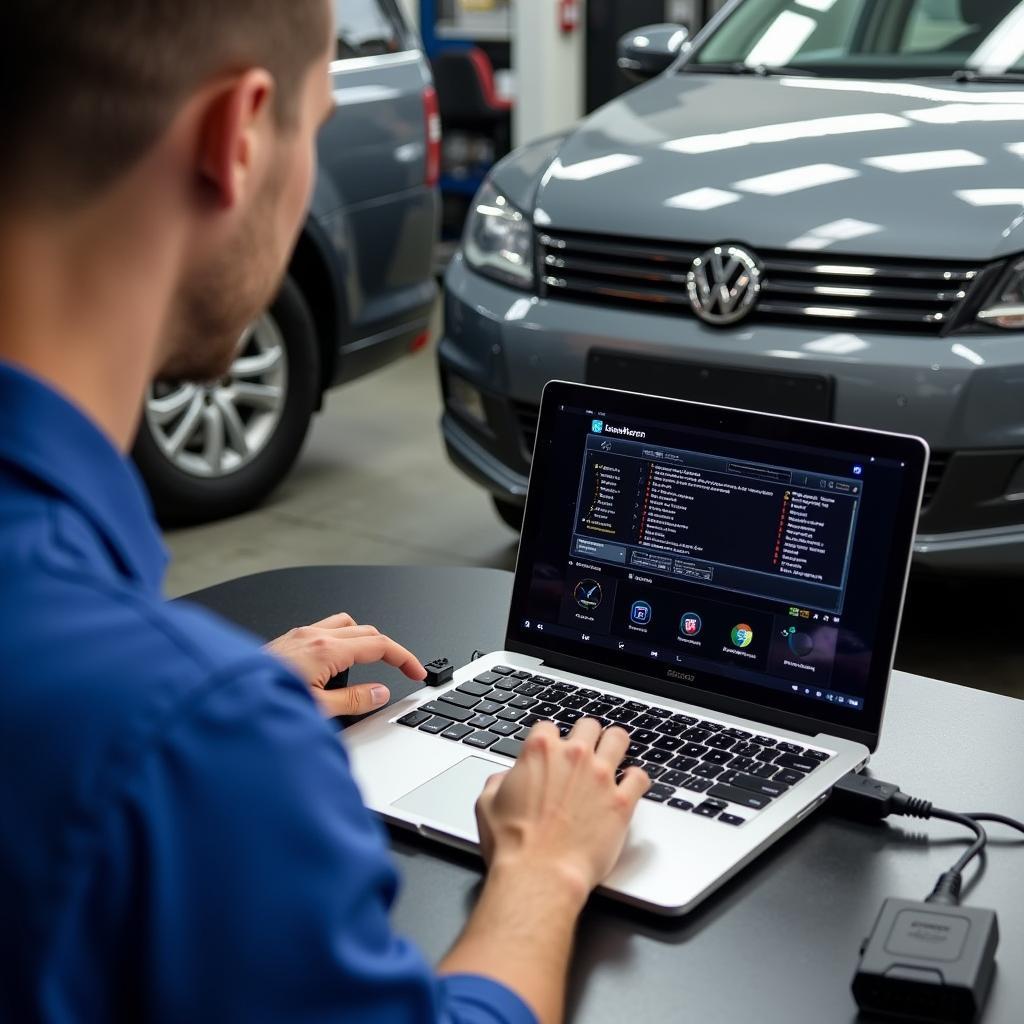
[0,0,330,209]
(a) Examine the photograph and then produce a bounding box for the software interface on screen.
[517,400,913,717]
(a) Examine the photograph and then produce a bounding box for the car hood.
[533,74,1024,263]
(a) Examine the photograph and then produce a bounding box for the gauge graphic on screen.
[573,579,603,611]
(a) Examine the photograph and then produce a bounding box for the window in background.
[334,0,411,60]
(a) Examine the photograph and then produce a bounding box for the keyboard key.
[708,784,771,809]
[682,776,713,793]
[705,734,735,751]
[472,672,501,686]
[498,707,528,723]
[421,700,473,723]
[491,737,525,759]
[601,694,624,705]
[485,690,513,704]
[493,677,518,691]
[578,688,600,700]
[668,797,695,812]
[475,700,502,716]
[515,681,547,697]
[626,742,648,758]
[458,681,494,697]
[533,702,560,717]
[670,714,698,728]
[607,708,637,724]
[775,769,805,786]
[642,783,674,803]
[468,713,497,728]
[418,717,450,735]
[698,720,725,732]
[533,676,556,686]
[692,763,724,779]
[645,764,666,780]
[753,735,777,747]
[440,691,480,710]
[679,742,707,759]
[732,742,761,758]
[753,747,778,763]
[463,730,499,749]
[512,671,534,680]
[719,813,745,826]
[657,720,686,737]
[554,708,584,725]
[661,770,689,787]
[668,755,698,773]
[582,700,615,717]
[630,730,658,746]
[643,748,672,765]
[509,695,538,710]
[723,728,752,741]
[748,762,779,779]
[561,695,590,711]
[492,665,515,675]
[651,734,684,752]
[519,714,548,729]
[730,773,790,798]
[441,723,473,740]
[633,714,662,730]
[646,707,671,719]
[398,710,431,728]
[804,749,833,762]
[625,700,650,713]
[701,749,732,765]
[774,753,818,774]
[619,757,644,769]
[776,742,805,756]
[556,723,572,737]
[728,756,758,774]
[489,720,521,737]
[693,798,728,817]
[538,687,564,703]
[682,727,711,743]
[551,680,576,691]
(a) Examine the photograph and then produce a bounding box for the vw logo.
[687,244,763,326]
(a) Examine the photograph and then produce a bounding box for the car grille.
[537,230,983,335]
[512,398,947,512]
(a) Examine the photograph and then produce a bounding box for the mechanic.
[0,3,649,1022]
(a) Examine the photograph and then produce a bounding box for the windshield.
[688,0,1024,78]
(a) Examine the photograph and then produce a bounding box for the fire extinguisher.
[559,0,581,34]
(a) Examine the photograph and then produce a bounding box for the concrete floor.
[165,347,1023,701]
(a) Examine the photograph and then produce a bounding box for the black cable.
[962,812,1024,838]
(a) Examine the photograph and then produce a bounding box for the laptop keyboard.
[394,666,834,827]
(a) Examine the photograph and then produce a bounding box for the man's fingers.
[617,766,651,805]
[340,635,427,680]
[311,612,358,629]
[315,682,390,718]
[567,716,603,749]
[595,724,631,767]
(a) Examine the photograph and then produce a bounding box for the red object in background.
[559,0,581,33]
[422,85,442,188]
[410,330,431,353]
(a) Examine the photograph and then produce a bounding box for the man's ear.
[195,69,276,210]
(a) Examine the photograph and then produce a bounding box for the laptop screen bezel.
[504,380,928,752]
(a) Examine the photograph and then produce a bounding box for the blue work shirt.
[0,361,534,1024]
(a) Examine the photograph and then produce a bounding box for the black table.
[185,566,1024,1024]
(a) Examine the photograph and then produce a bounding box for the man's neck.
[0,200,180,452]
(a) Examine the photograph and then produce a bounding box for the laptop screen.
[506,382,927,742]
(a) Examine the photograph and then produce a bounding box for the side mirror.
[617,23,690,83]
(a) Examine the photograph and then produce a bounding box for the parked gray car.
[440,0,1024,572]
[136,0,439,524]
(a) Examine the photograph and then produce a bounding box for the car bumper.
[439,255,1024,571]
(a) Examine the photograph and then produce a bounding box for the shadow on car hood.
[534,74,1024,263]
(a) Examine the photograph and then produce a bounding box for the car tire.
[493,497,525,532]
[133,275,321,526]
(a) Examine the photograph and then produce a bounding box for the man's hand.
[476,718,649,899]
[265,612,426,717]
[441,718,649,1024]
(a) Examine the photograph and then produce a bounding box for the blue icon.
[630,600,652,625]
[853,465,863,476]
[591,419,604,433]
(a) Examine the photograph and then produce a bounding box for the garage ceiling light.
[955,188,1024,206]
[864,149,986,173]
[548,154,642,181]
[905,103,1024,125]
[734,163,859,197]
[664,187,741,211]
[1006,143,1024,158]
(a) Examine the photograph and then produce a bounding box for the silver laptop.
[345,381,928,915]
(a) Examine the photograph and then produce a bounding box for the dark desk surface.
[185,566,1024,1024]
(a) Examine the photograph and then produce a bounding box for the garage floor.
[165,348,1023,702]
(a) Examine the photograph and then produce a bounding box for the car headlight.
[977,257,1024,329]
[463,180,534,290]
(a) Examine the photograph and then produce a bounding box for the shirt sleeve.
[111,659,537,1024]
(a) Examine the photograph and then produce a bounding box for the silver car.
[439,0,1024,572]
[136,0,439,524]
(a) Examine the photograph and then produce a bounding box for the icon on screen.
[680,612,702,637]
[730,623,754,648]
[591,419,604,433]
[853,465,863,476]
[630,600,652,625]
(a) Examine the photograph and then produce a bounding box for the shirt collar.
[0,360,168,591]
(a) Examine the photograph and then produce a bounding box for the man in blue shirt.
[0,3,650,1023]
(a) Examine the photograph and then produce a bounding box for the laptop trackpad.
[391,757,506,838]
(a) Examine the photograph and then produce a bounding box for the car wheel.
[493,497,525,532]
[134,276,320,526]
